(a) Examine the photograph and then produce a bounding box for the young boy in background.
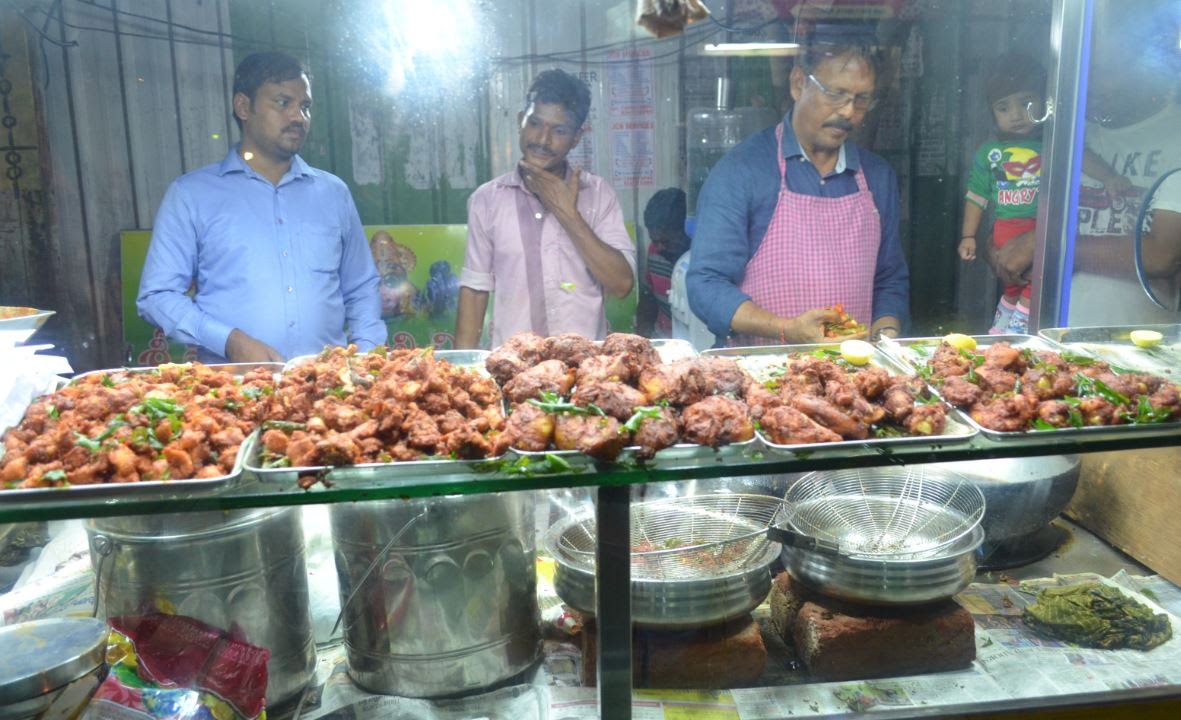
[960,52,1127,333]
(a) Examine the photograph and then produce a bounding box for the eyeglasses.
[807,74,878,111]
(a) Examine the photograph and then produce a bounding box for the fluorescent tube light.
[703,42,800,56]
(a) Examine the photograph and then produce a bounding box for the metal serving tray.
[1039,324,1181,379]
[878,333,1181,441]
[0,362,282,503]
[249,349,506,486]
[702,343,977,457]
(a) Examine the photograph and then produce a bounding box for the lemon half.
[943,333,977,351]
[1130,330,1163,348]
[840,339,875,366]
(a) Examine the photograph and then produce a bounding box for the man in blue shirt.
[138,52,385,362]
[687,38,909,346]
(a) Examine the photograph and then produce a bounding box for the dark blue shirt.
[686,115,910,340]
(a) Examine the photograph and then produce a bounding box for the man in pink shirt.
[455,69,636,349]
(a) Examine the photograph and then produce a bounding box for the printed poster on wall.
[568,70,600,172]
[607,48,655,188]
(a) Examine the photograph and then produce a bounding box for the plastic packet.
[82,614,270,720]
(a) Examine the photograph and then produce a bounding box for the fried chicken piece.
[544,332,599,368]
[759,405,842,445]
[681,396,754,447]
[904,403,946,435]
[1148,384,1181,420]
[983,341,1024,370]
[553,414,627,461]
[940,375,983,408]
[442,423,493,459]
[638,360,707,406]
[789,395,868,440]
[571,381,649,421]
[502,359,576,404]
[853,366,893,400]
[975,366,1019,394]
[1037,400,1074,428]
[1022,368,1077,400]
[969,394,1037,432]
[743,379,783,420]
[630,406,680,459]
[1077,396,1122,426]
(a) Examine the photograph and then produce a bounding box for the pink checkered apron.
[733,122,880,346]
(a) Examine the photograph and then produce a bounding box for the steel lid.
[0,618,108,704]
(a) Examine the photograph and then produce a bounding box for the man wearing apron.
[687,38,909,347]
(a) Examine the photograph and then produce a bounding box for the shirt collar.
[780,112,860,177]
[218,144,313,183]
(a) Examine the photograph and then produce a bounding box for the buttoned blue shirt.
[687,114,910,341]
[137,147,386,362]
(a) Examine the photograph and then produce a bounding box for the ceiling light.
[703,42,801,56]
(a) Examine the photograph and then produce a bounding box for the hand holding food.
[823,304,868,339]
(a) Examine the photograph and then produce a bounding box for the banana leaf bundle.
[1023,582,1172,651]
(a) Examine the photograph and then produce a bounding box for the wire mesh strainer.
[552,493,788,581]
[782,467,986,558]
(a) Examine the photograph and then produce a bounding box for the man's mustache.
[284,124,306,134]
[526,145,553,156]
[824,119,854,132]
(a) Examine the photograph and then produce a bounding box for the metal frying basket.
[555,493,787,581]
[783,468,986,558]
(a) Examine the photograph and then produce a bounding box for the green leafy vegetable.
[43,469,68,482]
[47,404,59,420]
[262,419,307,433]
[622,406,663,433]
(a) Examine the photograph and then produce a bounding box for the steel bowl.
[781,523,984,606]
[545,517,779,628]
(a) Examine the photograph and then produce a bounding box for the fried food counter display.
[2,329,1181,716]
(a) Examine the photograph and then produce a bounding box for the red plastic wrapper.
[107,614,270,719]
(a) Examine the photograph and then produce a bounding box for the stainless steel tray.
[1039,324,1181,378]
[702,343,977,456]
[0,362,282,502]
[242,431,506,486]
[878,334,1181,440]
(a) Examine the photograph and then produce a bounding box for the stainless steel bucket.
[86,508,316,708]
[331,493,541,697]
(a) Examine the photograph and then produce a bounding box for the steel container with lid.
[86,507,316,708]
[0,617,108,720]
[331,493,540,697]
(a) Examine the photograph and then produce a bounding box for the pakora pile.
[1,363,273,488]
[257,345,507,471]
[489,331,754,461]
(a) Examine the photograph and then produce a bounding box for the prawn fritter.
[544,333,598,368]
[577,353,639,385]
[697,356,749,396]
[601,332,660,367]
[638,360,707,406]
[681,396,754,447]
[502,359,576,404]
[571,381,648,421]
[631,406,680,459]
[553,414,627,461]
[486,332,547,384]
[504,402,555,452]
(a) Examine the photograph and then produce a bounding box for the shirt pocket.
[300,222,343,272]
